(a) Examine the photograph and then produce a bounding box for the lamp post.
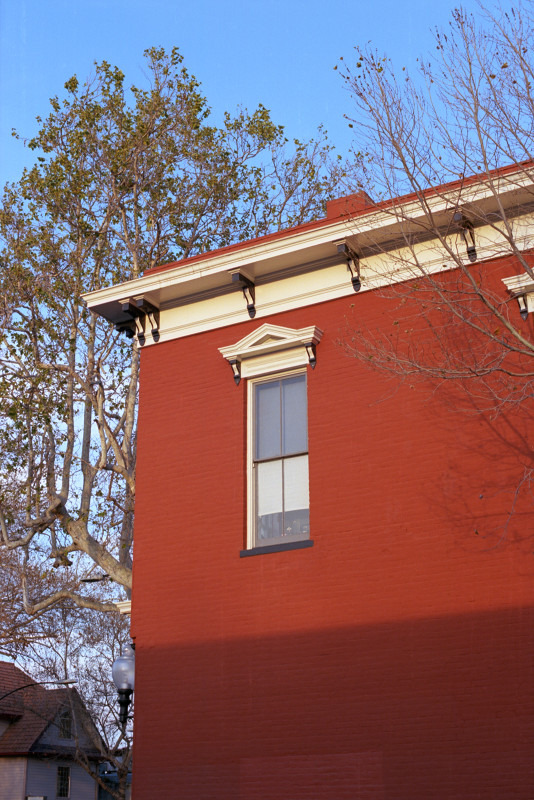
[0,678,77,704]
[112,643,135,728]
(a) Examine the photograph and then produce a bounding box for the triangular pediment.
[219,323,323,383]
[253,333,286,346]
[219,323,323,363]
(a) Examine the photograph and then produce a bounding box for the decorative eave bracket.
[116,297,160,346]
[453,211,477,263]
[219,323,324,385]
[335,240,361,292]
[230,268,256,318]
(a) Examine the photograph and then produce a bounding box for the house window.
[56,765,70,798]
[220,323,321,555]
[58,709,72,739]
[250,372,309,548]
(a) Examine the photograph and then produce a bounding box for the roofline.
[82,160,534,341]
[84,161,534,310]
[0,751,103,760]
[145,159,534,277]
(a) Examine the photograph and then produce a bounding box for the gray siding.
[26,758,97,800]
[0,756,27,800]
[38,710,97,752]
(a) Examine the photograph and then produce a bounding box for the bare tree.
[337,3,534,412]
[0,549,55,655]
[0,47,344,614]
[15,592,133,800]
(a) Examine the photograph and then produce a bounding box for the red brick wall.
[130,261,534,799]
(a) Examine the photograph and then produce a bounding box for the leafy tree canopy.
[0,46,344,614]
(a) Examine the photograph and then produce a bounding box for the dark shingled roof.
[0,662,27,719]
[0,662,100,758]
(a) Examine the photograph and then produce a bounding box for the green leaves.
[0,47,342,615]
[64,76,79,94]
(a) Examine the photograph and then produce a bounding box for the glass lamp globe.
[112,643,135,691]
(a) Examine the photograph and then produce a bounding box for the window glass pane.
[58,710,72,739]
[282,374,307,455]
[283,455,310,537]
[57,765,70,798]
[284,455,309,511]
[284,507,310,537]
[256,460,283,540]
[256,460,283,517]
[255,381,281,459]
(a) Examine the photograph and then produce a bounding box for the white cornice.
[82,167,534,345]
[219,323,323,359]
[219,324,323,381]
[83,168,533,311]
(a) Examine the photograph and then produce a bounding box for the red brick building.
[87,166,534,799]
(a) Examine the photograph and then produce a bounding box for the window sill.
[240,539,314,557]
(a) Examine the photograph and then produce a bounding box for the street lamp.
[0,678,77,704]
[112,643,135,727]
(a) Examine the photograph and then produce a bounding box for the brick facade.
[130,279,534,798]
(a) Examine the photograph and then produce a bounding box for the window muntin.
[58,709,72,739]
[56,765,70,798]
[252,373,309,546]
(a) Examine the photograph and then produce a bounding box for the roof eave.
[83,165,534,322]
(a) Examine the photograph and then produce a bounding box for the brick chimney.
[326,191,374,219]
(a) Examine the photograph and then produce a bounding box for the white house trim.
[219,323,323,380]
[82,165,534,347]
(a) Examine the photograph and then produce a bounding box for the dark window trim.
[58,709,72,739]
[240,539,314,557]
[56,764,71,798]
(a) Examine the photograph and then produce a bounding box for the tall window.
[58,709,72,739]
[252,372,309,546]
[56,765,70,798]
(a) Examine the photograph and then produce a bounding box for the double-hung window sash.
[254,373,309,545]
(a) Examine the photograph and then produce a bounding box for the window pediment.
[219,323,323,383]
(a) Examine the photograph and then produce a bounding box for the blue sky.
[0,0,508,187]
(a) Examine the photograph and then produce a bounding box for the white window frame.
[220,323,322,552]
[247,369,310,549]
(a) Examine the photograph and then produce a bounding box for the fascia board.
[82,216,365,309]
[83,168,533,311]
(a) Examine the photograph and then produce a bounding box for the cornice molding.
[82,167,534,347]
[84,170,533,309]
[502,272,534,294]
